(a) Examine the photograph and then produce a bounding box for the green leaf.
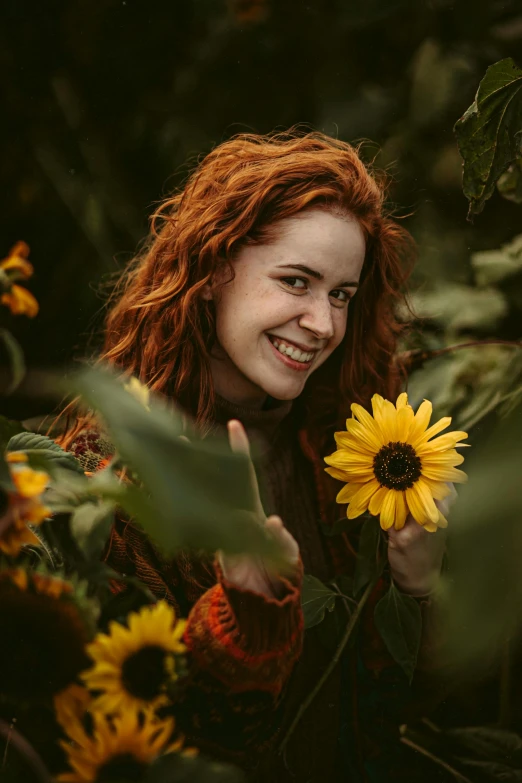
[72,366,281,561]
[374,582,422,682]
[0,328,25,394]
[447,726,522,762]
[471,233,522,287]
[320,516,364,537]
[497,158,522,204]
[454,58,522,219]
[353,516,384,597]
[146,753,245,783]
[0,416,25,451]
[70,500,115,560]
[301,574,337,629]
[7,431,85,475]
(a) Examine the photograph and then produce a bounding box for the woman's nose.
[298,296,335,340]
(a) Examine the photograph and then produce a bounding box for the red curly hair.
[60,129,415,454]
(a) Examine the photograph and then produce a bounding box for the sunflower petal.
[336,483,363,503]
[380,490,397,530]
[347,479,380,518]
[413,416,452,447]
[368,485,388,515]
[395,392,409,409]
[421,466,467,483]
[345,417,383,451]
[394,491,408,530]
[349,404,383,444]
[405,484,430,525]
[409,399,433,444]
[421,451,464,467]
[325,466,350,482]
[416,431,469,454]
[396,405,414,442]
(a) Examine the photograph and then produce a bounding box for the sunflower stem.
[278,578,376,754]
[0,719,52,783]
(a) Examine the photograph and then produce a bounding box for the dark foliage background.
[2,0,522,420]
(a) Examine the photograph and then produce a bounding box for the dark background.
[2,0,522,420]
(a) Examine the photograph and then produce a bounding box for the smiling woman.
[56,129,441,782]
[203,210,366,406]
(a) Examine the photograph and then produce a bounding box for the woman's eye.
[281,277,307,290]
[331,290,350,304]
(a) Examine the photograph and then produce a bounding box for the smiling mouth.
[266,334,317,366]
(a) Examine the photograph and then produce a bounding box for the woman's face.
[207,208,366,408]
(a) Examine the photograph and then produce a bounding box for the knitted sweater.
[69,395,432,782]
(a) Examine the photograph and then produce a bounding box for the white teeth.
[270,337,314,363]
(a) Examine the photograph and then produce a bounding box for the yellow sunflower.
[0,453,51,556]
[81,601,187,715]
[54,683,93,746]
[324,393,468,532]
[58,709,188,782]
[0,241,38,317]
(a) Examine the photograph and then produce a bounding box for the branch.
[278,579,375,754]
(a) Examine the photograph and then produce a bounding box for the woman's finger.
[227,419,265,519]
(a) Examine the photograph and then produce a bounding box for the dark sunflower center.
[96,753,147,782]
[373,441,421,491]
[121,645,167,701]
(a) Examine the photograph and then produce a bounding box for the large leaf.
[374,582,422,682]
[72,366,281,561]
[353,516,384,597]
[454,58,522,219]
[441,405,522,669]
[7,431,84,474]
[301,574,337,629]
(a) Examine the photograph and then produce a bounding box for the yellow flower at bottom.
[58,710,188,782]
[324,392,469,532]
[81,601,187,715]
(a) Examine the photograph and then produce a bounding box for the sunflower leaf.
[72,366,282,561]
[320,516,365,537]
[454,58,522,219]
[146,753,246,782]
[301,574,338,629]
[70,501,115,560]
[7,431,84,475]
[374,582,422,682]
[353,516,385,597]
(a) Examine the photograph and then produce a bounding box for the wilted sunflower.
[0,241,39,317]
[0,453,51,556]
[58,710,189,783]
[324,393,468,532]
[0,570,92,704]
[82,601,187,715]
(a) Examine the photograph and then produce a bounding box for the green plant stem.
[400,735,472,783]
[278,578,375,754]
[0,719,51,783]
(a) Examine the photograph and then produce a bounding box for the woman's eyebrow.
[275,263,359,288]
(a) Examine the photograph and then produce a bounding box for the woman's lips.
[265,334,314,371]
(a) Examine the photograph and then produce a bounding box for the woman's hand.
[217,419,300,599]
[387,484,457,597]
